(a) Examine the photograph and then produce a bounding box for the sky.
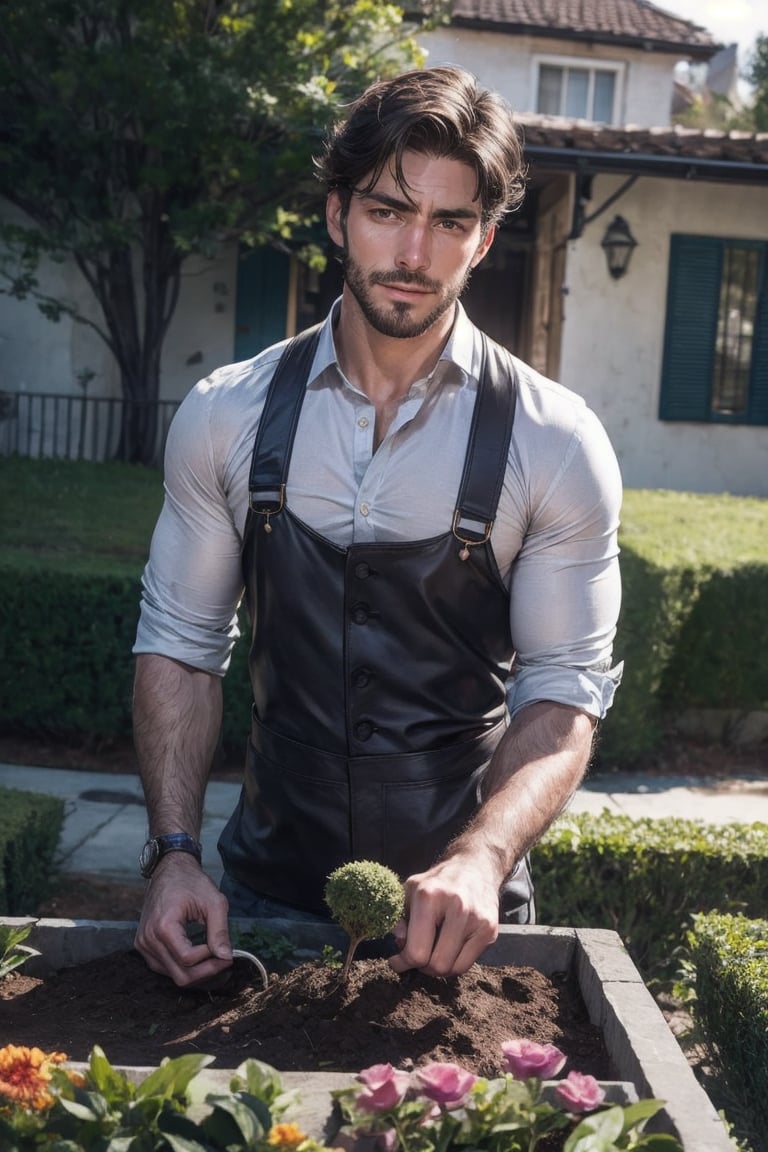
[663,0,765,70]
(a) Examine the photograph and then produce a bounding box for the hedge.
[0,787,64,914]
[689,911,768,1152]
[534,811,768,979]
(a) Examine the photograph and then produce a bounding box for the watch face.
[139,839,159,878]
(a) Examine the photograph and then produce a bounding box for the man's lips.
[374,279,435,298]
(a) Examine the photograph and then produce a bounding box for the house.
[1,0,766,495]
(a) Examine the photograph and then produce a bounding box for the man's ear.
[471,223,496,269]
[326,191,345,248]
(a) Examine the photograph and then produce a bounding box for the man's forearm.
[133,653,223,838]
[446,700,595,883]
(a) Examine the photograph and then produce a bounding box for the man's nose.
[396,222,431,271]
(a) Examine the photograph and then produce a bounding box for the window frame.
[531,54,624,124]
[659,234,768,427]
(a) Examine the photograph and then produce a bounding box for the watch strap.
[140,832,202,878]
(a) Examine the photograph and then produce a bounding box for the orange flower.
[267,1121,308,1148]
[0,1045,67,1111]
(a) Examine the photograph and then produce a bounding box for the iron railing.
[0,390,181,466]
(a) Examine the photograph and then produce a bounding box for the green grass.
[3,458,767,574]
[621,489,768,567]
[0,457,163,574]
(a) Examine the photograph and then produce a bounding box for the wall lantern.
[601,215,638,280]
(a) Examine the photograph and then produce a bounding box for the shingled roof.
[516,114,768,184]
[445,0,721,59]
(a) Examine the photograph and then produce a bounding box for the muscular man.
[133,65,622,988]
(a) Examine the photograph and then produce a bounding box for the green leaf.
[200,1095,269,1145]
[617,1098,666,1129]
[137,1053,215,1100]
[564,1106,625,1151]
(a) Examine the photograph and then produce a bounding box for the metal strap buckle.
[451,508,493,561]
[249,484,285,533]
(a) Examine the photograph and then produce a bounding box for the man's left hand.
[388,854,499,977]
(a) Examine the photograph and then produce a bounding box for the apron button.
[354,720,375,741]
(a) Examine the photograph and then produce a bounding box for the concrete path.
[2,760,767,885]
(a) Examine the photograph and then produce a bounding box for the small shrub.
[324,861,404,980]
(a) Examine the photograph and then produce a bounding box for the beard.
[341,251,473,340]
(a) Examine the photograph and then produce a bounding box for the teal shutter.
[659,235,721,421]
[748,250,768,425]
[234,246,290,361]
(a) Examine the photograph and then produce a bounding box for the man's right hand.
[134,853,233,987]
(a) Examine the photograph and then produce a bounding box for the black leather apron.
[218,324,534,920]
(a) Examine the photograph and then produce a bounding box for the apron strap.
[452,333,518,556]
[247,323,518,540]
[247,324,323,517]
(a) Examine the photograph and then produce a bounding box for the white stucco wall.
[558,174,768,497]
[0,198,238,405]
[420,29,677,126]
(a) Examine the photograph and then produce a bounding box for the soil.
[0,949,611,1077]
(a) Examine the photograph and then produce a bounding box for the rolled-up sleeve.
[133,377,249,675]
[505,395,623,720]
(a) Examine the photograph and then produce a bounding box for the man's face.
[326,150,495,340]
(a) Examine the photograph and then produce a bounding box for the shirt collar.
[307,297,482,392]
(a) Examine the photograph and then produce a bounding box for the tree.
[0,0,428,462]
[744,32,768,132]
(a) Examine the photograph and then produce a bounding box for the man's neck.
[333,291,454,409]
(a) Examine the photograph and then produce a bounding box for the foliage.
[744,33,768,132]
[334,1042,681,1151]
[600,488,768,763]
[0,925,39,980]
[0,1044,335,1151]
[0,0,430,461]
[534,811,768,980]
[687,912,768,1151]
[0,789,64,915]
[232,923,296,972]
[324,860,405,979]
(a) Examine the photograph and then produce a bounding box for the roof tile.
[448,0,719,51]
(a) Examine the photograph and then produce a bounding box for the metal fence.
[0,390,180,466]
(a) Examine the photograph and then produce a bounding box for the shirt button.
[352,603,369,625]
[358,416,369,429]
[360,502,370,517]
[354,562,370,579]
[354,720,374,741]
[352,668,371,688]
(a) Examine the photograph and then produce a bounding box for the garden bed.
[1,917,733,1150]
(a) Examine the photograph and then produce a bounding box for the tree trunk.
[83,227,182,466]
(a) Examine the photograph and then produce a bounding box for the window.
[659,235,768,426]
[535,59,619,123]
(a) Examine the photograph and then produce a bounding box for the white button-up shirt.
[135,302,623,719]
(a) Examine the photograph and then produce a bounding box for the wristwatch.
[139,833,202,879]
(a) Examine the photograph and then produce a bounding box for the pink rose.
[555,1071,606,1113]
[356,1064,411,1113]
[501,1039,566,1081]
[415,1062,477,1107]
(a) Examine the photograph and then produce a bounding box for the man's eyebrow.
[356,189,480,221]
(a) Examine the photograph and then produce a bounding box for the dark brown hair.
[315,66,526,228]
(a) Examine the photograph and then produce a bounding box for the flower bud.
[501,1038,566,1080]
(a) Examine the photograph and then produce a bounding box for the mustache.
[369,270,441,292]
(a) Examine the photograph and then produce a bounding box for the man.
[133,65,622,989]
